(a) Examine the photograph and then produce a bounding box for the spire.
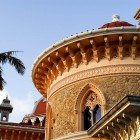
[112,14,120,22]
[0,96,13,122]
[6,95,8,100]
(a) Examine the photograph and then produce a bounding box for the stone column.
[37,133,41,140]
[90,109,94,126]
[4,129,8,140]
[31,118,36,126]
[39,117,44,127]
[31,132,34,140]
[18,131,21,140]
[24,132,27,140]
[11,130,15,140]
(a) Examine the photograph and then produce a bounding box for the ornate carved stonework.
[48,64,140,98]
[31,20,140,140]
[32,28,140,96]
[85,92,100,110]
[48,75,140,138]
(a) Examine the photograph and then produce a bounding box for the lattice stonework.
[84,91,101,110]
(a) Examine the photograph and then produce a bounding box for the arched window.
[75,84,106,131]
[83,91,102,130]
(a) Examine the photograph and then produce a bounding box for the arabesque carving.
[48,64,140,98]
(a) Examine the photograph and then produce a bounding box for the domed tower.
[0,96,13,122]
[22,97,46,127]
[32,15,140,140]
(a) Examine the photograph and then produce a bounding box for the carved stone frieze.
[48,64,140,98]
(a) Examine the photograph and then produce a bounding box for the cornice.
[32,27,140,74]
[32,27,140,96]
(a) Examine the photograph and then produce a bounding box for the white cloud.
[10,92,35,123]
[0,89,35,123]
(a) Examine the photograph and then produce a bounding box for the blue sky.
[0,1,139,122]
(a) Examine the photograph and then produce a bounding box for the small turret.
[0,96,13,122]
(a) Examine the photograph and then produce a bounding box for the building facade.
[32,10,140,140]
[0,97,45,140]
[22,97,46,127]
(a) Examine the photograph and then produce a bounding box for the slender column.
[90,109,94,126]
[24,132,27,140]
[18,131,21,140]
[39,117,44,127]
[4,129,8,140]
[31,132,34,140]
[11,130,15,140]
[31,118,36,125]
[37,133,41,140]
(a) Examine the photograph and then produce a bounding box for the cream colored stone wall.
[48,75,140,139]
[49,85,78,138]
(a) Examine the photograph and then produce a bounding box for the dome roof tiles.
[32,98,46,116]
[100,21,134,29]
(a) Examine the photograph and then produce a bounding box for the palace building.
[0,9,140,140]
[0,97,45,140]
[32,10,140,140]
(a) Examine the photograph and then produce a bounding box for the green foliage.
[0,51,25,90]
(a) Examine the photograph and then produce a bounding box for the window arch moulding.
[74,83,106,131]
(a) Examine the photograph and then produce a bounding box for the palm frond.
[7,56,25,75]
[0,51,25,75]
[0,67,6,90]
[0,51,23,64]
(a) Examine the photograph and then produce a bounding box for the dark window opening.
[93,105,101,123]
[83,105,101,130]
[84,106,91,130]
[27,119,32,125]
[34,118,40,126]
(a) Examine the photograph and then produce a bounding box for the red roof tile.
[100,21,134,29]
[33,98,46,115]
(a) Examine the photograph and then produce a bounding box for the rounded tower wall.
[32,26,140,139]
[48,73,140,138]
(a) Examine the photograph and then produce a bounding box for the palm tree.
[0,51,25,90]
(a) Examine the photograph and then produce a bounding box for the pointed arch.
[74,83,106,131]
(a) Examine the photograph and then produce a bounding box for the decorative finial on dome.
[112,14,120,22]
[6,95,8,100]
